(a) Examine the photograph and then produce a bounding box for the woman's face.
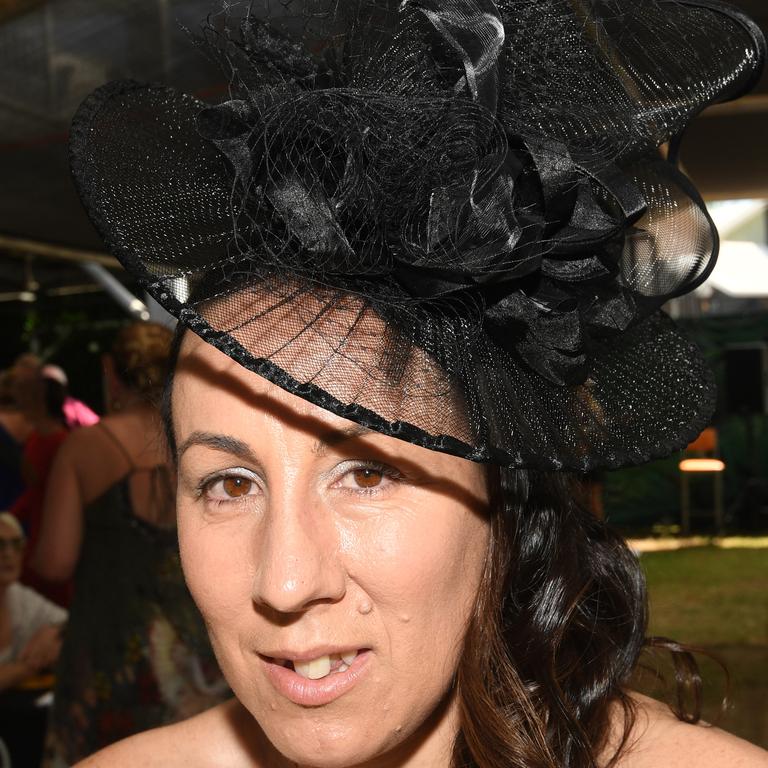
[173,332,491,767]
[0,520,24,588]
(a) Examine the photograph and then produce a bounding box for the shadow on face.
[173,331,489,515]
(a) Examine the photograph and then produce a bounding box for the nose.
[251,491,347,615]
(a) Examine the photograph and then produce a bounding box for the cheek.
[177,510,256,639]
[7,554,23,577]
[346,502,489,657]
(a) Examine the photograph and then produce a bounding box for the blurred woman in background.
[35,322,227,768]
[11,358,71,606]
[0,511,67,768]
[0,511,66,692]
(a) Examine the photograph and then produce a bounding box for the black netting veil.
[70,0,764,470]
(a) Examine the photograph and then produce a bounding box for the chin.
[272,738,393,768]
[259,712,407,768]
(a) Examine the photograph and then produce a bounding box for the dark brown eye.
[222,476,253,497]
[352,468,383,488]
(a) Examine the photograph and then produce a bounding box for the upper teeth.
[293,651,358,680]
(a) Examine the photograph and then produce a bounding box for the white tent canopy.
[695,199,768,299]
[708,199,767,237]
[696,240,768,298]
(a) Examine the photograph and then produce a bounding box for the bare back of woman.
[78,409,174,530]
[34,323,228,768]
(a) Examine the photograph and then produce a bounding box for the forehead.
[183,284,471,442]
[0,519,21,538]
[174,330,411,443]
[175,330,329,425]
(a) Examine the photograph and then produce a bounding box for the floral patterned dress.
[43,467,229,767]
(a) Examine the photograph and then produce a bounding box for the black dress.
[43,424,229,766]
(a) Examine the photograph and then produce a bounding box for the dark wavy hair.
[454,468,647,768]
[161,324,701,768]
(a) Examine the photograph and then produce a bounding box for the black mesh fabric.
[69,0,765,470]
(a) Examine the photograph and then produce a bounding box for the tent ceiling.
[0,0,766,300]
[0,0,221,246]
[0,0,220,300]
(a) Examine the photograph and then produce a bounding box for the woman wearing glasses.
[0,511,66,692]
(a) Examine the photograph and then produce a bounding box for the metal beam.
[46,283,104,297]
[0,234,120,268]
[80,262,149,320]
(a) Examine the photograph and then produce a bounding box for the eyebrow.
[311,424,374,455]
[177,431,259,464]
[176,424,374,462]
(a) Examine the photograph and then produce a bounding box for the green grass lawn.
[642,546,767,646]
[633,545,768,748]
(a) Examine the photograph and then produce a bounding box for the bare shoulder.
[74,709,214,768]
[75,700,263,768]
[56,419,106,460]
[51,422,109,489]
[59,414,131,455]
[55,415,134,479]
[614,693,768,768]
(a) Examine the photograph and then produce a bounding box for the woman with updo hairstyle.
[68,2,767,767]
[35,322,228,768]
[108,322,173,408]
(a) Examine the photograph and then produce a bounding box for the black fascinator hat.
[70,0,765,470]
